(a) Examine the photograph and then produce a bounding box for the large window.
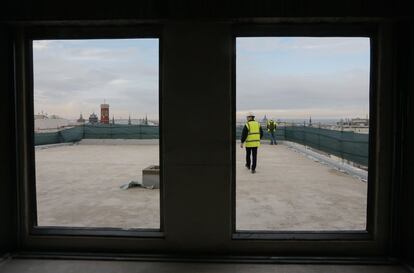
[32,38,160,229]
[235,37,371,232]
[13,25,393,255]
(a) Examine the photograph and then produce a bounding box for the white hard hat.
[247,112,255,117]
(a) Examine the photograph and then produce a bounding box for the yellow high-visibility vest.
[245,120,261,148]
[267,120,276,131]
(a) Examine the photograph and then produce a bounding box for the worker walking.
[240,112,263,174]
[266,119,277,145]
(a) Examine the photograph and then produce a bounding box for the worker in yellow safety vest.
[240,112,263,174]
[267,119,277,145]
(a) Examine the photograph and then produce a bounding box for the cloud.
[237,37,370,119]
[237,68,369,110]
[32,40,54,50]
[33,39,159,120]
[236,107,369,120]
[32,38,370,121]
[237,37,370,55]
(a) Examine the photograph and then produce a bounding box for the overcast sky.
[33,39,159,120]
[237,37,370,120]
[33,37,370,121]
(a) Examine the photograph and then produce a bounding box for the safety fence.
[235,125,286,141]
[35,124,368,166]
[235,125,368,167]
[34,124,159,146]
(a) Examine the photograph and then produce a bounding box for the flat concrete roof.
[236,142,366,231]
[35,143,160,229]
[35,142,367,230]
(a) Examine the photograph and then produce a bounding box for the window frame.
[11,22,397,256]
[14,25,166,244]
[231,24,383,242]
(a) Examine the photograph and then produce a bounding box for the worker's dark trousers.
[245,147,258,171]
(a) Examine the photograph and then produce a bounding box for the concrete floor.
[0,259,408,273]
[35,143,160,228]
[35,142,367,230]
[236,143,367,231]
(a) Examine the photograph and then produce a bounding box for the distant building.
[77,113,85,123]
[351,118,369,127]
[34,117,70,132]
[34,113,48,120]
[89,112,98,124]
[100,103,109,124]
[337,118,369,127]
[334,117,369,134]
[142,115,148,125]
[261,115,268,126]
[34,110,48,120]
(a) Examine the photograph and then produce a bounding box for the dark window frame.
[10,22,397,256]
[14,25,166,243]
[231,24,384,242]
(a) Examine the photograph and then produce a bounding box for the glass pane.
[33,39,160,229]
[236,37,370,231]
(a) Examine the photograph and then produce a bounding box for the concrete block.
[142,165,160,189]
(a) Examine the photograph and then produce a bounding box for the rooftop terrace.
[35,141,367,230]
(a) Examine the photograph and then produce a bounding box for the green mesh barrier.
[236,125,368,166]
[34,124,160,145]
[284,126,368,166]
[83,124,159,139]
[34,131,60,146]
[59,126,84,142]
[235,125,286,141]
[35,124,367,166]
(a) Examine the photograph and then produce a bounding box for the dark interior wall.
[400,23,414,266]
[0,27,16,255]
[162,23,232,253]
[2,0,413,21]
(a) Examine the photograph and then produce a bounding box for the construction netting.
[236,125,369,166]
[35,124,159,146]
[284,126,368,166]
[35,126,84,146]
[83,124,159,139]
[35,124,368,167]
[235,125,286,141]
